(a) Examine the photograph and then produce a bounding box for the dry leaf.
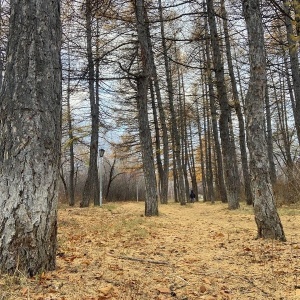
[21,287,28,296]
[156,287,170,294]
[199,285,207,293]
[99,284,114,296]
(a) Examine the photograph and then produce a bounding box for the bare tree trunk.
[66,41,75,206]
[242,0,286,241]
[81,0,99,207]
[187,123,198,201]
[150,81,164,201]
[146,13,169,204]
[0,0,61,275]
[195,81,208,201]
[283,0,300,145]
[134,0,158,216]
[177,65,190,201]
[153,76,169,204]
[221,0,253,205]
[203,38,226,202]
[158,0,186,205]
[206,0,240,209]
[265,85,277,184]
[207,116,216,203]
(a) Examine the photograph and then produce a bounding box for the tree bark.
[203,34,226,203]
[134,0,158,216]
[283,0,300,145]
[242,0,286,241]
[0,0,61,275]
[146,11,169,205]
[265,85,277,184]
[207,0,240,208]
[81,0,100,207]
[221,0,253,205]
[66,41,75,206]
[158,0,186,205]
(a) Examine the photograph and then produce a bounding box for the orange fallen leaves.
[1,201,300,299]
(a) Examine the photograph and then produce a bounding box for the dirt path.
[1,201,300,299]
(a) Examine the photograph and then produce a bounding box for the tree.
[282,0,300,145]
[134,0,158,216]
[242,0,286,241]
[206,0,240,209]
[80,0,100,207]
[220,0,253,205]
[0,0,61,275]
[158,0,186,205]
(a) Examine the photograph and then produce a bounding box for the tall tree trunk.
[203,38,226,202]
[187,123,198,201]
[150,81,163,199]
[206,0,240,209]
[0,0,61,275]
[146,11,169,204]
[81,0,99,207]
[66,41,75,206]
[265,85,277,184]
[134,0,158,216]
[158,0,186,205]
[177,65,190,201]
[205,103,215,202]
[242,0,286,241]
[283,0,300,145]
[195,80,208,201]
[221,0,253,205]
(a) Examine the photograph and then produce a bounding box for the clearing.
[1,201,300,300]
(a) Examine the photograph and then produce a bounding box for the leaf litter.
[1,201,300,300]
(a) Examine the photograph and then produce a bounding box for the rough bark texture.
[0,0,61,275]
[242,0,286,241]
[134,0,158,216]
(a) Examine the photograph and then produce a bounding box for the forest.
[0,0,300,293]
[56,0,300,212]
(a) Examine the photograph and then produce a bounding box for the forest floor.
[1,201,300,300]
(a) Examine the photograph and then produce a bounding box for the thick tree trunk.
[0,0,61,275]
[134,0,158,216]
[242,0,286,241]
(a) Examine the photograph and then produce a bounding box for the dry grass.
[1,201,300,300]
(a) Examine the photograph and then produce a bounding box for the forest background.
[49,0,300,209]
[0,0,299,229]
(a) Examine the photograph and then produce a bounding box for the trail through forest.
[1,201,300,300]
